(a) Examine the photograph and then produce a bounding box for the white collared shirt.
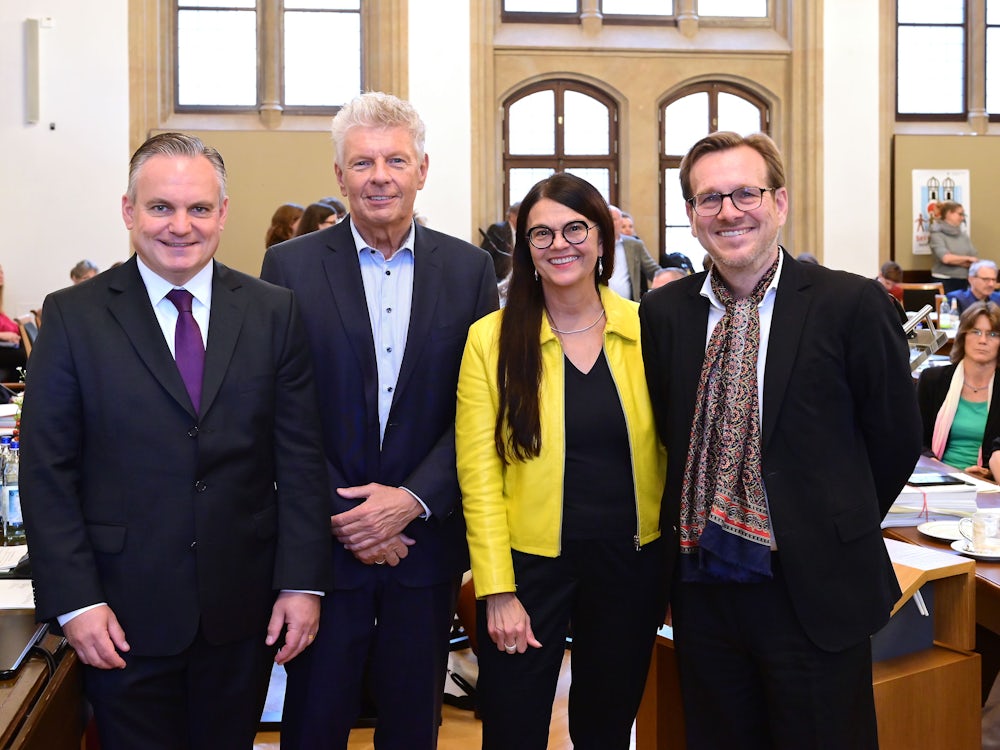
[136,257,213,353]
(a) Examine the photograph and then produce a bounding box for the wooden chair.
[898,282,945,313]
[15,318,37,358]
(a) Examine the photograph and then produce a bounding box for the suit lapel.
[394,225,441,403]
[679,280,710,407]
[199,262,248,417]
[106,258,195,416]
[761,252,811,452]
[322,223,380,419]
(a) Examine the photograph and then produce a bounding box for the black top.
[562,350,636,540]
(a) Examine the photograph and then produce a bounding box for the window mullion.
[969,0,988,129]
[259,0,282,126]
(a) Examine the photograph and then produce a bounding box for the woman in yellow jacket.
[456,173,667,750]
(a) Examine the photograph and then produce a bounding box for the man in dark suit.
[639,132,921,749]
[261,92,498,749]
[19,133,332,749]
[479,201,518,281]
[608,205,661,301]
[947,259,1000,312]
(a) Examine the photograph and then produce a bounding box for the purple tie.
[166,289,204,412]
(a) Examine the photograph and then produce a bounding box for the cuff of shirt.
[58,602,106,627]
[400,486,430,519]
[280,590,324,597]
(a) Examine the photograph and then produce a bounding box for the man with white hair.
[607,205,661,301]
[947,258,1000,312]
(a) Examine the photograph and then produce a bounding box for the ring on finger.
[504,642,516,652]
[374,558,386,565]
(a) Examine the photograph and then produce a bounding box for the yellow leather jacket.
[456,285,666,598]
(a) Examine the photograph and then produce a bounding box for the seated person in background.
[480,202,519,281]
[317,196,347,223]
[0,264,25,381]
[294,202,338,237]
[70,259,99,284]
[876,260,904,302]
[947,259,1000,313]
[608,205,661,301]
[650,267,687,289]
[917,300,1000,479]
[265,202,304,248]
[661,251,694,276]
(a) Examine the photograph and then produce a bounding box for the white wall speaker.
[25,19,41,124]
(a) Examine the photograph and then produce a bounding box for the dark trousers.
[281,571,460,750]
[476,537,667,750]
[84,629,277,750]
[672,556,879,750]
[942,277,968,294]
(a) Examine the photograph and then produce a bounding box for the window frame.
[895,0,969,121]
[501,79,620,210]
[173,0,363,117]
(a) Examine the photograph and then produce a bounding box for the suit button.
[194,481,207,492]
[190,541,197,549]
[187,426,199,438]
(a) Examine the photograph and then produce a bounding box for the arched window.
[502,80,619,209]
[659,82,769,266]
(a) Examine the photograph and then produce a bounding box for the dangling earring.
[597,257,604,276]
[534,268,539,282]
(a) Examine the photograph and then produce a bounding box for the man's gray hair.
[970,259,998,277]
[127,132,227,204]
[330,92,426,167]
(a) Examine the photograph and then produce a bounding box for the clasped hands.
[331,483,421,566]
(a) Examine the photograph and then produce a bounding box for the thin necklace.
[547,308,605,335]
[964,381,989,393]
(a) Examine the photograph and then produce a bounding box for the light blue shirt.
[348,220,430,519]
[349,220,415,446]
[608,238,631,299]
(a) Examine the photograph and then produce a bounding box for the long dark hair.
[494,173,615,464]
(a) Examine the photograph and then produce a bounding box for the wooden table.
[0,632,84,749]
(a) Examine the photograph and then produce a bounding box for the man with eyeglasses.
[947,259,1000,313]
[639,131,921,750]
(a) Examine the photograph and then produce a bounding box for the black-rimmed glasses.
[686,186,777,217]
[526,221,597,250]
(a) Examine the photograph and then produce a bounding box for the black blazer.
[916,361,1000,465]
[261,219,499,589]
[639,252,922,652]
[20,258,333,655]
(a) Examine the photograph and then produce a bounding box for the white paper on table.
[0,580,34,609]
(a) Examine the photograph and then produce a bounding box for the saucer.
[918,520,962,542]
[951,539,1000,561]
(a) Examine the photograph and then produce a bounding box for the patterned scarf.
[679,256,780,582]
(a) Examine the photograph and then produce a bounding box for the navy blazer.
[20,258,332,655]
[261,219,499,588]
[639,251,922,652]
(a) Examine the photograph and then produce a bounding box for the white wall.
[0,1,129,317]
[407,0,473,243]
[823,0,880,276]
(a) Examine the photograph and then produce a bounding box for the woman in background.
[456,173,666,749]
[929,201,978,293]
[293,202,338,237]
[0,265,25,382]
[264,202,304,248]
[917,300,1000,478]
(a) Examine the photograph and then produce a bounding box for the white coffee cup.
[959,510,1000,553]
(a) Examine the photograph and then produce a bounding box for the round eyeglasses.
[526,221,597,250]
[686,186,776,217]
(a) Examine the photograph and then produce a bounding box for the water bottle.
[3,441,23,545]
